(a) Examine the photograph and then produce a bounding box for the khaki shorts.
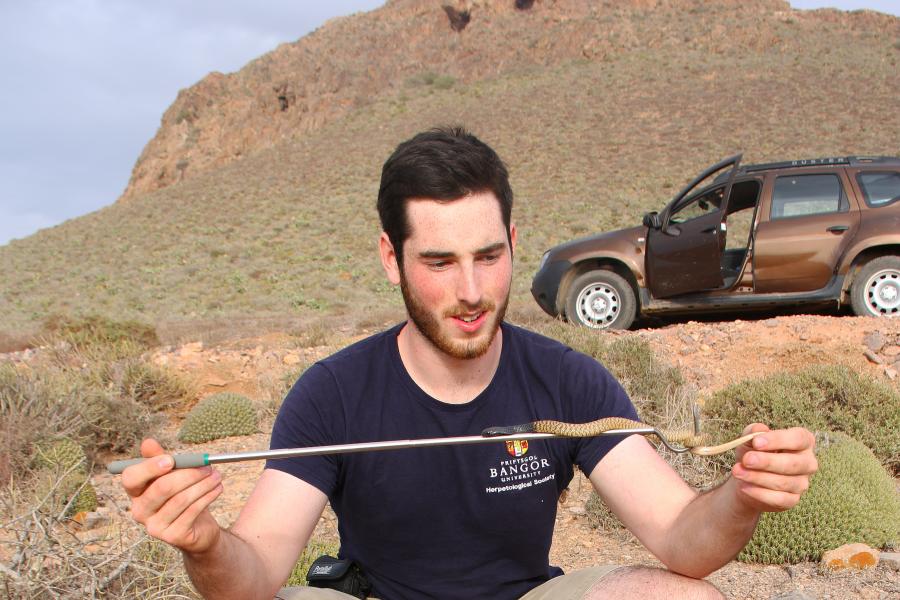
[274,565,622,600]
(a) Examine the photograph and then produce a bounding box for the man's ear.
[379,232,401,285]
[509,222,517,256]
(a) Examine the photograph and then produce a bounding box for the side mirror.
[642,211,661,229]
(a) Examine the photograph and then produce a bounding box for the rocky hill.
[1,0,898,336]
[121,0,898,199]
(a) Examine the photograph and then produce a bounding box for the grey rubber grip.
[107,452,209,475]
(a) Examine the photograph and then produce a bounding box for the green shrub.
[404,70,455,90]
[2,364,88,479]
[602,336,684,408]
[704,364,900,473]
[432,75,456,90]
[284,538,341,587]
[86,391,161,454]
[42,314,159,352]
[739,432,900,564]
[1,358,160,480]
[102,358,193,412]
[532,322,684,405]
[178,392,258,444]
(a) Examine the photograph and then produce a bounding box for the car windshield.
[663,157,740,217]
[670,186,724,223]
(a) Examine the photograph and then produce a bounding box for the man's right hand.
[122,438,224,555]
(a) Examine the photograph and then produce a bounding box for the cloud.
[0,0,384,246]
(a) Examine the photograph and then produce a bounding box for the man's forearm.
[183,527,274,600]
[660,477,760,578]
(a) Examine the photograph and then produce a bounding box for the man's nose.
[456,263,482,306]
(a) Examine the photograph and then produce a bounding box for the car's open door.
[645,154,742,299]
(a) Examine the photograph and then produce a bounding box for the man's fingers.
[152,469,222,527]
[732,463,811,495]
[141,438,166,458]
[748,427,815,453]
[130,466,215,521]
[120,438,172,497]
[159,483,225,549]
[731,425,817,513]
[741,423,770,437]
[122,453,175,498]
[734,479,802,512]
[734,424,769,460]
[739,448,817,477]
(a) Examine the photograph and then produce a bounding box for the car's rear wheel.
[565,270,637,330]
[851,256,900,318]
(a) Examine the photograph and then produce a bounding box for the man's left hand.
[731,424,817,513]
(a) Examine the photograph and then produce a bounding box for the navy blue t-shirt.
[267,322,638,600]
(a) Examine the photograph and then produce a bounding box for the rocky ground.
[81,314,900,598]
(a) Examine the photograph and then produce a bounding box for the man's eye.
[480,254,500,263]
[428,261,450,269]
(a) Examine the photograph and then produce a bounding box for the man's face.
[382,191,516,360]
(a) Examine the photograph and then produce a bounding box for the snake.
[481,417,762,456]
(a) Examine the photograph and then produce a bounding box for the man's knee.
[584,566,723,600]
[275,586,362,599]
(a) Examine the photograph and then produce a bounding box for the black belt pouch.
[306,555,372,599]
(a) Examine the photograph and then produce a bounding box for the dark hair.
[377,126,513,266]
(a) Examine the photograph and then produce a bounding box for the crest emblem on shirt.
[506,440,529,457]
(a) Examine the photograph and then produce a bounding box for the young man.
[121,128,817,600]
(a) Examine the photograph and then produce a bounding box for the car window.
[670,187,723,224]
[771,174,848,219]
[857,171,900,208]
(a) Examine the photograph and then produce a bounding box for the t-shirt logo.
[506,440,529,457]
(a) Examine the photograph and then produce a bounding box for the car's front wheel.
[851,256,900,318]
[565,270,637,330]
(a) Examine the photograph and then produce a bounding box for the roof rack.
[743,156,900,173]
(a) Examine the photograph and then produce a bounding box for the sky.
[0,1,897,247]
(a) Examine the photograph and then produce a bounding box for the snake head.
[481,423,536,437]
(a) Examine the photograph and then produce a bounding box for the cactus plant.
[33,437,88,473]
[738,432,900,564]
[178,392,257,444]
[34,470,99,517]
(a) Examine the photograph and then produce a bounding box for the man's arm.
[123,439,328,600]
[589,424,816,578]
[184,469,327,599]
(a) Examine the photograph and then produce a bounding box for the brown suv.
[531,155,900,329]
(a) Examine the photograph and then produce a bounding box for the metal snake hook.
[645,404,704,454]
[649,429,693,454]
[632,402,703,454]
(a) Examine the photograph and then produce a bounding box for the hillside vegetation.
[1,0,899,338]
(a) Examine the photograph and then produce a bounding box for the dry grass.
[0,318,190,487]
[0,467,198,599]
[0,319,202,597]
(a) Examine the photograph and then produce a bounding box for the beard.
[399,271,509,360]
